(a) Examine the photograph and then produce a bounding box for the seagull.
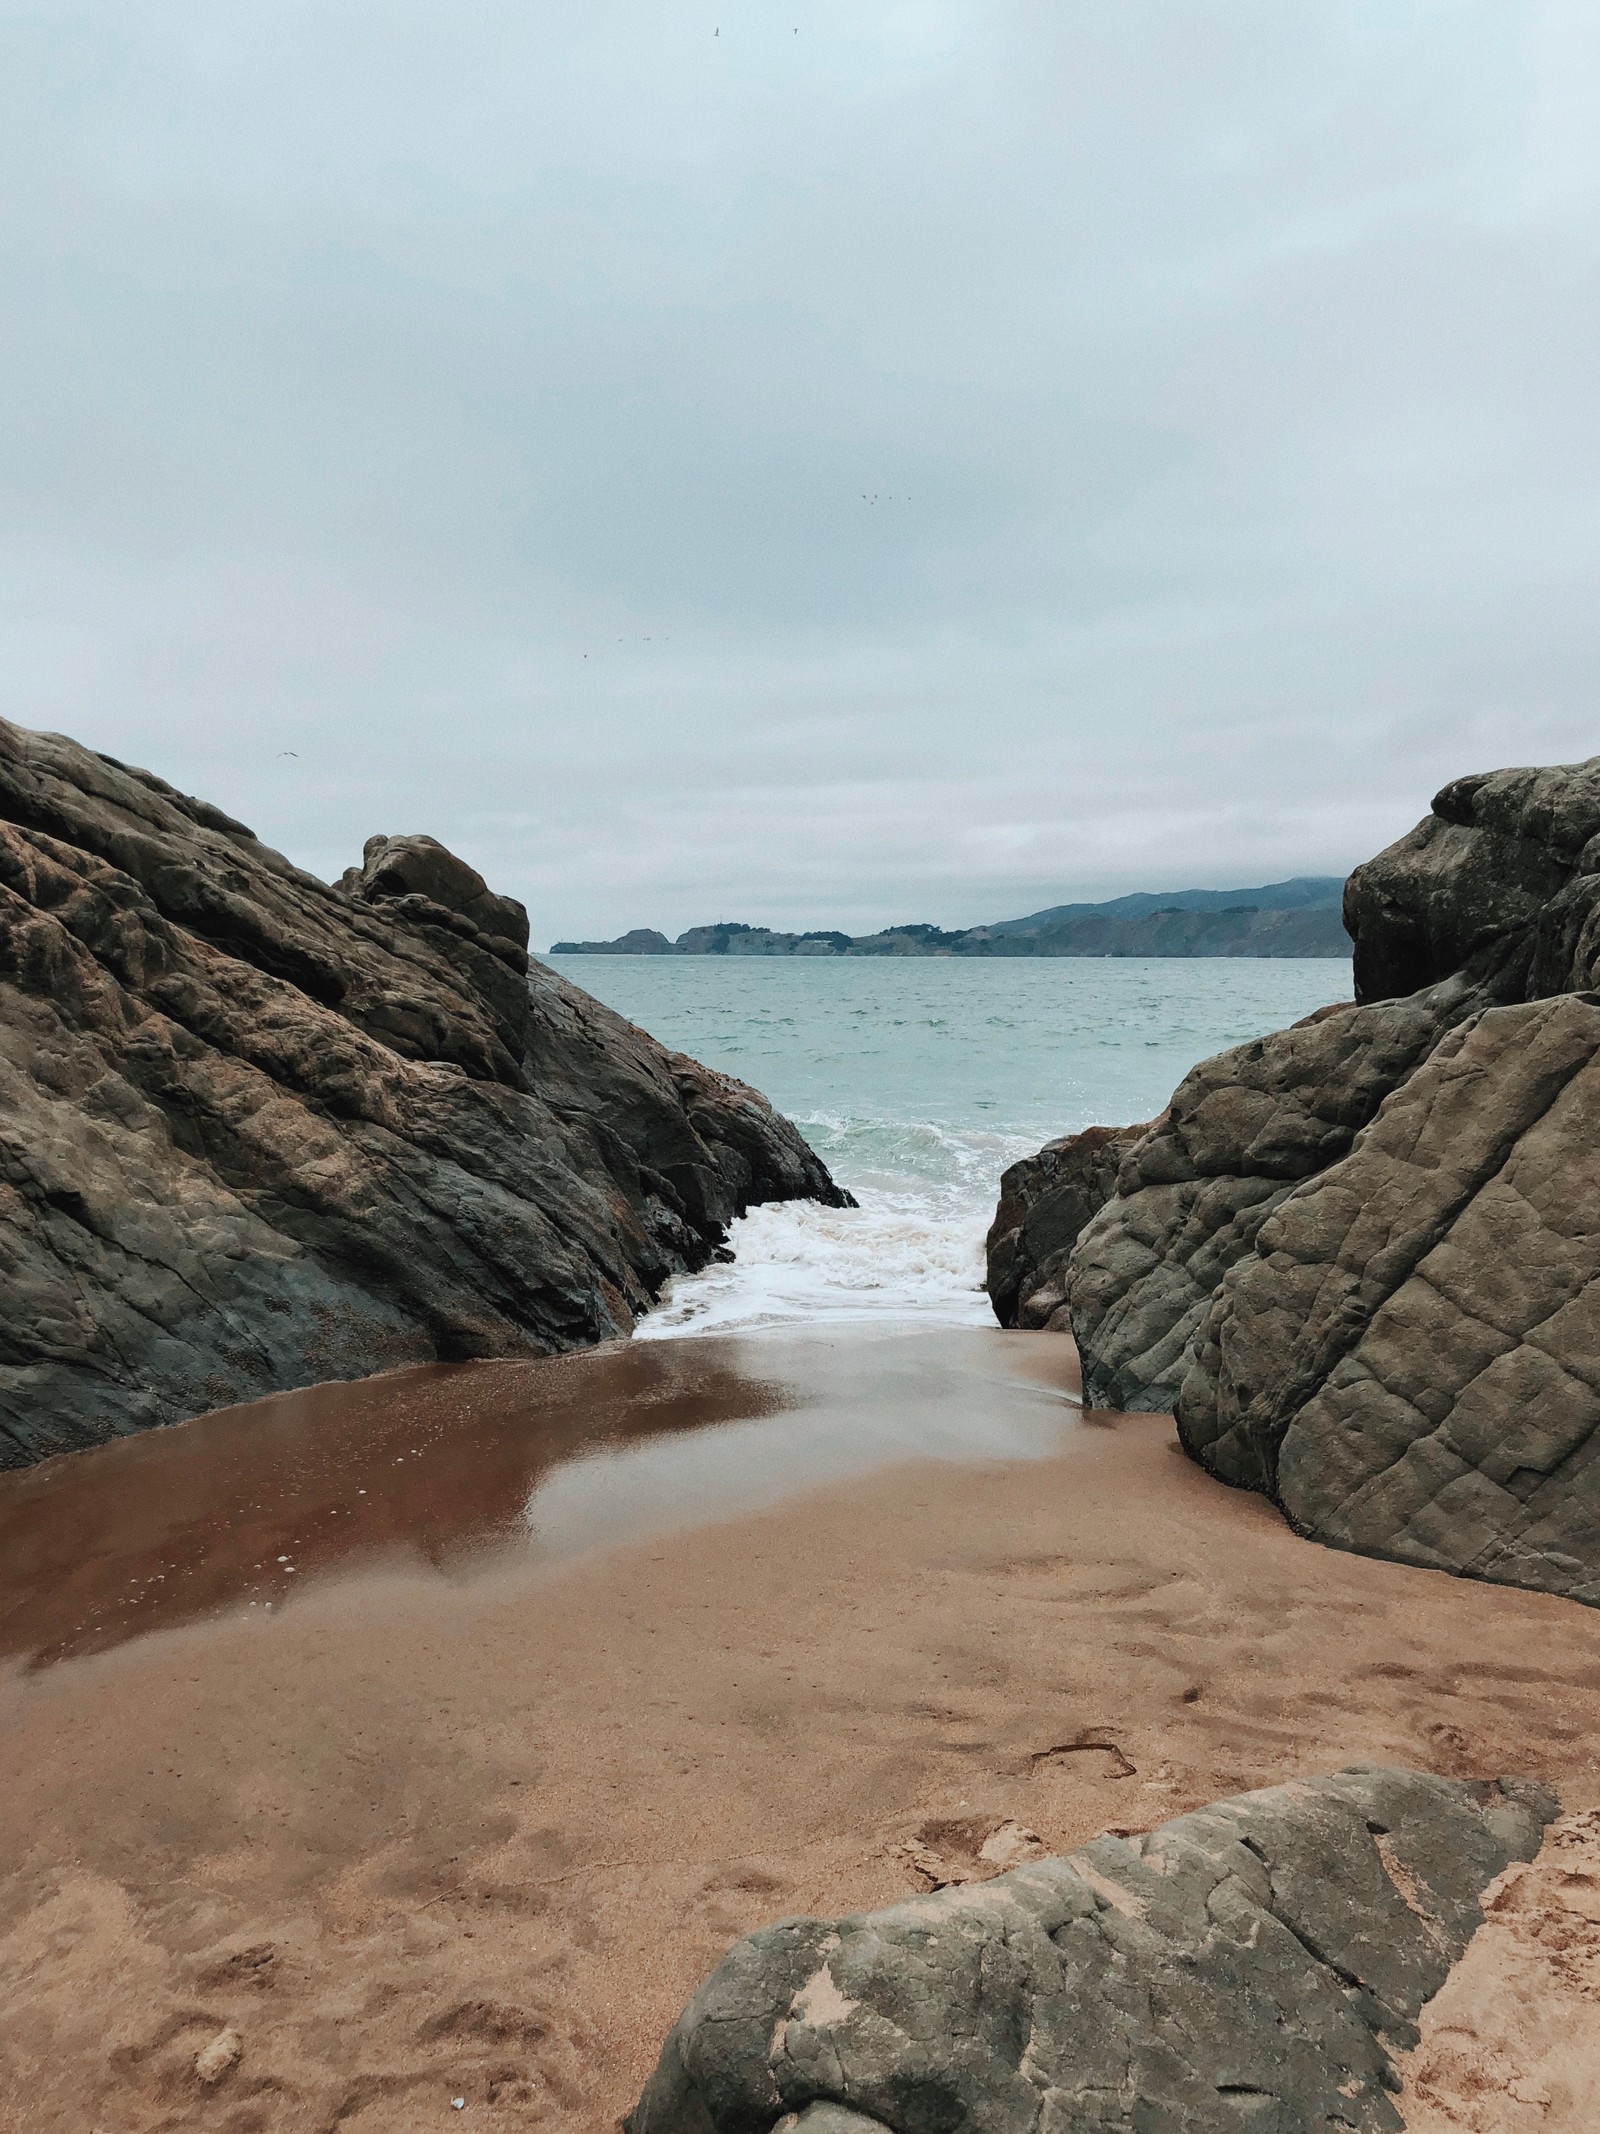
[278,750,298,758]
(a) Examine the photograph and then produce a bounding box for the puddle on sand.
[0,1326,1080,1667]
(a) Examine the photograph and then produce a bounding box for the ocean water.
[547,955,1352,1337]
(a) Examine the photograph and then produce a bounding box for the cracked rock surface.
[627,1766,1558,2134]
[991,752,1600,1597]
[1179,993,1600,1600]
[0,717,845,1465]
[1060,984,1470,1414]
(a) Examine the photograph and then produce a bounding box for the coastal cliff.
[988,755,1600,1601]
[0,718,845,1466]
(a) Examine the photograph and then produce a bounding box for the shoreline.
[3,1325,1598,2129]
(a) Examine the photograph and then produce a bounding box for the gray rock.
[1179,994,1600,1600]
[0,717,847,1466]
[627,1767,1558,2134]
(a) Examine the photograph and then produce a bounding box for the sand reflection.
[0,1327,1079,1666]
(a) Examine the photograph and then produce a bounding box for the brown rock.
[1061,983,1472,1411]
[1178,994,1600,1600]
[193,2027,241,2084]
[1000,750,1600,1598]
[0,718,846,1466]
[1345,755,1600,1005]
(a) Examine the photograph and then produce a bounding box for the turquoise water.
[547,955,1351,1333]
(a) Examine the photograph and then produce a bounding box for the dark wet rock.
[0,718,845,1467]
[1179,994,1600,1601]
[984,1122,1156,1333]
[627,1766,1558,2134]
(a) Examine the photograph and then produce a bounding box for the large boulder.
[1061,984,1470,1411]
[1344,758,1600,1006]
[984,1121,1154,1332]
[0,718,846,1466]
[341,830,533,958]
[1179,994,1600,1601]
[627,1767,1557,2134]
[996,752,1600,1599]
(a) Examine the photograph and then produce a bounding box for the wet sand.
[2,1326,1599,2131]
[0,1329,1075,1666]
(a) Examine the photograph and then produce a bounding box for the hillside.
[551,877,1351,959]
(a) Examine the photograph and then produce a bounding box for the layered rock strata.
[628,1766,1557,2134]
[989,754,1600,1599]
[0,718,845,1466]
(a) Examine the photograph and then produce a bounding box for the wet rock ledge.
[989,753,1600,1603]
[0,717,846,1466]
[628,1766,1557,2134]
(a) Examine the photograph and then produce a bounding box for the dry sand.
[1397,1811,1600,2130]
[1,1327,1598,2132]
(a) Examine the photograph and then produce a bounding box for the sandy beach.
[2,1327,1599,2132]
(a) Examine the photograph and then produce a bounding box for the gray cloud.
[1,1,1596,938]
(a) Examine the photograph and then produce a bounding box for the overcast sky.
[3,2,1597,941]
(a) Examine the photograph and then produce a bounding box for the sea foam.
[637,1112,1034,1337]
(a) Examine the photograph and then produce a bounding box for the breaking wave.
[547,954,1352,1342]
[637,1113,1037,1338]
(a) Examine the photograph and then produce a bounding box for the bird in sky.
[277,750,298,758]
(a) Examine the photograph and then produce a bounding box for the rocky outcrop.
[984,1122,1154,1331]
[627,1767,1557,2134]
[995,753,1600,1600]
[1343,757,1600,1005]
[0,718,845,1467]
[1178,994,1600,1601]
[1063,983,1471,1412]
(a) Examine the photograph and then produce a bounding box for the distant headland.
[550,876,1350,959]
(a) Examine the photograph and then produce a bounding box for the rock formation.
[1180,992,1600,1599]
[0,718,845,1467]
[628,1766,1557,2134]
[989,754,1600,1600]
[1344,758,1600,1004]
[984,1121,1155,1332]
